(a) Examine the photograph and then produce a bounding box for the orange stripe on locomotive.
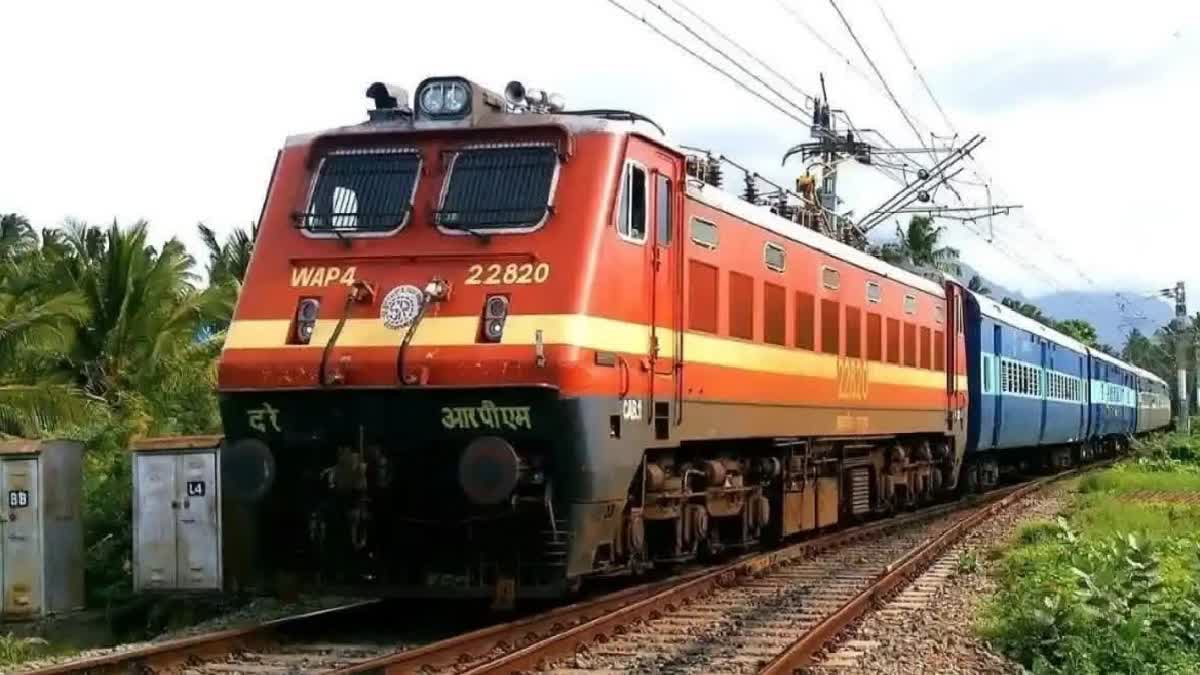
[219,122,967,437]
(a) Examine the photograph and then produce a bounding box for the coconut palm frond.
[0,384,98,438]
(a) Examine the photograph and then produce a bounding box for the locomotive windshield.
[298,148,420,234]
[436,145,557,231]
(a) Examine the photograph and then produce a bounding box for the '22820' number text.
[465,263,551,286]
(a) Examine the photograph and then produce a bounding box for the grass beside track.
[979,433,1200,675]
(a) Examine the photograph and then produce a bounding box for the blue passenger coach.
[964,293,1090,458]
[1133,366,1171,434]
[1087,348,1138,443]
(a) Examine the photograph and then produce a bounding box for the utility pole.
[1167,282,1189,433]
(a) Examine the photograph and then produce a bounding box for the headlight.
[297,298,321,322]
[291,298,320,344]
[443,82,469,113]
[416,77,473,119]
[420,84,445,114]
[480,294,508,343]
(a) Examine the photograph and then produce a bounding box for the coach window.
[822,266,841,290]
[935,306,944,325]
[655,173,671,245]
[982,354,995,394]
[618,162,648,243]
[690,217,718,249]
[904,294,918,315]
[866,282,882,304]
[764,242,786,272]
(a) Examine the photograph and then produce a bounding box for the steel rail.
[18,600,384,675]
[24,465,1103,675]
[759,464,1101,674]
[340,488,1018,675]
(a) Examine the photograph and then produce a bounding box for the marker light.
[292,298,320,344]
[481,295,509,343]
[417,78,472,118]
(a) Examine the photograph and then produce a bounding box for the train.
[202,75,1171,604]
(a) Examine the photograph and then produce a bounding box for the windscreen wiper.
[438,221,492,242]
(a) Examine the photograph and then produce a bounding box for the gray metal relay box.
[0,439,84,619]
[132,435,223,592]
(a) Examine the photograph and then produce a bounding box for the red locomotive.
[213,76,969,603]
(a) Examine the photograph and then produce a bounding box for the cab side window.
[618,162,648,243]
[655,173,671,245]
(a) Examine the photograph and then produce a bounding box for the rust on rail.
[18,600,382,675]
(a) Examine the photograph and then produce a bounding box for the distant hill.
[952,264,1171,349]
[1031,291,1172,349]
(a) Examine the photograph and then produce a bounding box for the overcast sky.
[2,0,1196,323]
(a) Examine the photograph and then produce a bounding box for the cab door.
[945,284,967,437]
[648,158,682,437]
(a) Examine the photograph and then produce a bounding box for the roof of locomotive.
[284,111,669,148]
[971,291,1092,355]
[286,109,946,297]
[691,183,947,298]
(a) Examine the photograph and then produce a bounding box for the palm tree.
[871,216,961,276]
[0,226,96,437]
[0,213,37,260]
[967,275,991,296]
[198,222,258,286]
[59,220,229,399]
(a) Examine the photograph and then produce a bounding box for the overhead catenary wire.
[644,0,816,115]
[602,0,811,126]
[872,0,958,138]
[602,0,1151,332]
[850,1,1153,332]
[666,0,818,106]
[846,1,1127,306]
[826,0,931,152]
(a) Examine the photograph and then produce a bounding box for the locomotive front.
[216,77,628,601]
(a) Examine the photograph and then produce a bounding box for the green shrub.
[1079,463,1200,495]
[1133,431,1200,465]
[981,503,1200,673]
[0,634,51,668]
[956,551,979,575]
[1015,520,1062,545]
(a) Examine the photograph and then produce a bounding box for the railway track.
[337,468,1084,675]
[16,601,426,675]
[22,467,1090,675]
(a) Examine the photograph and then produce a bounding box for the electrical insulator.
[742,173,759,204]
[704,157,723,188]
